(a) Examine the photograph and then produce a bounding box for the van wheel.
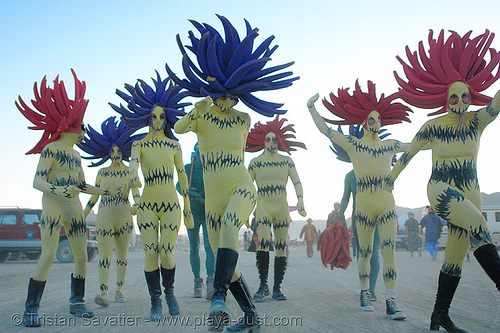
[56,239,74,263]
[0,251,10,263]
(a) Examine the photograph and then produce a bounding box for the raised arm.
[174,145,193,229]
[478,88,500,131]
[307,94,350,150]
[288,159,307,217]
[174,96,212,134]
[386,123,431,190]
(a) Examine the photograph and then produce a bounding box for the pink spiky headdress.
[322,80,411,126]
[245,116,306,154]
[395,29,500,116]
[15,69,88,154]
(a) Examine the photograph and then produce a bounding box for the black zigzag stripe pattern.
[41,215,61,236]
[259,239,273,250]
[416,116,479,144]
[234,188,257,205]
[139,201,181,214]
[274,220,289,229]
[256,217,272,227]
[202,152,243,172]
[117,259,127,267]
[51,176,79,187]
[160,242,175,255]
[380,238,395,250]
[67,217,86,237]
[99,169,129,178]
[138,221,158,232]
[275,240,287,251]
[224,212,243,228]
[98,258,111,269]
[486,101,500,118]
[470,224,492,248]
[354,212,375,228]
[41,148,81,169]
[144,243,159,252]
[207,212,222,232]
[160,223,179,233]
[346,137,400,158]
[248,160,294,171]
[257,184,286,196]
[358,245,372,258]
[139,139,179,150]
[357,175,384,193]
[442,263,462,277]
[144,166,174,186]
[203,112,246,129]
[448,222,467,239]
[435,188,465,222]
[383,267,397,282]
[97,228,115,238]
[101,195,130,207]
[378,210,397,226]
[116,281,124,288]
[100,284,108,292]
[430,159,478,192]
[116,223,133,237]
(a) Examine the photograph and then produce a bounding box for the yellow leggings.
[95,208,133,295]
[34,196,87,281]
[255,200,289,257]
[355,205,398,290]
[138,203,181,272]
[428,181,491,277]
[206,182,256,282]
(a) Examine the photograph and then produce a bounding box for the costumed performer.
[387,29,500,333]
[16,70,118,326]
[79,116,145,306]
[307,80,411,320]
[176,143,216,299]
[245,115,307,302]
[167,14,299,332]
[111,71,193,321]
[332,124,383,301]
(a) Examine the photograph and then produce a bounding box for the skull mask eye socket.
[462,92,470,104]
[449,94,459,105]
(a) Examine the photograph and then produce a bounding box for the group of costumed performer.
[78,117,145,307]
[245,116,307,302]
[165,14,299,332]
[16,70,121,326]
[111,71,194,321]
[386,29,500,333]
[175,142,216,299]
[306,80,412,320]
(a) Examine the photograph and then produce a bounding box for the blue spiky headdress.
[165,14,299,116]
[78,117,146,167]
[331,125,392,163]
[110,71,190,140]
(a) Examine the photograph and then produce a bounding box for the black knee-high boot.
[273,256,287,300]
[144,269,162,321]
[69,274,93,318]
[474,243,500,291]
[253,251,269,301]
[209,248,238,331]
[430,272,468,333]
[160,266,180,316]
[23,278,46,327]
[227,275,260,332]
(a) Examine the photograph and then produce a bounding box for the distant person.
[327,202,346,229]
[300,219,317,258]
[420,207,444,261]
[404,211,421,258]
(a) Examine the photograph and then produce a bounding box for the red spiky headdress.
[395,29,500,116]
[15,69,88,154]
[246,116,306,154]
[322,80,411,126]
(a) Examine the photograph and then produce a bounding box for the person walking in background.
[327,202,346,229]
[176,143,215,299]
[404,211,421,258]
[300,219,318,258]
[420,207,444,261]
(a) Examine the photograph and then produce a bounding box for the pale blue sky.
[2,0,500,224]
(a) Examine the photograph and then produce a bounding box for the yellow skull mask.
[447,82,470,115]
[364,110,381,134]
[265,132,278,153]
